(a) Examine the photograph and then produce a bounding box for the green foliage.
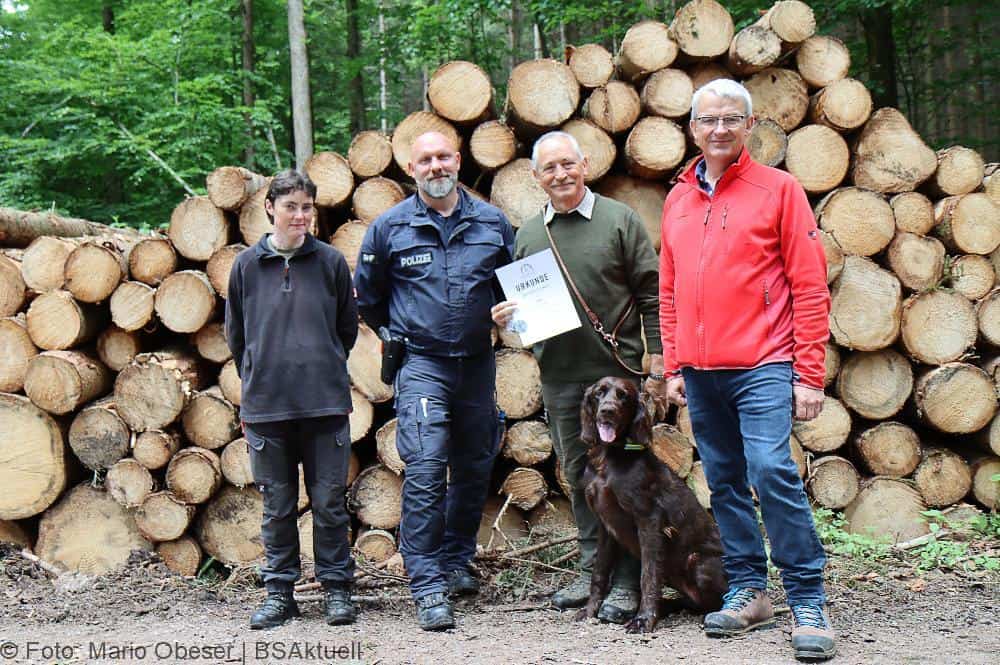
[910,510,1000,573]
[813,507,894,560]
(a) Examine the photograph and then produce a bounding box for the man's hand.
[793,384,825,421]
[665,376,687,406]
[491,300,518,328]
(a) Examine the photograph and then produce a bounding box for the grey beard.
[418,174,458,199]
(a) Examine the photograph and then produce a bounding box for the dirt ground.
[1,547,998,665]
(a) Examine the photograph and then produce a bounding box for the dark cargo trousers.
[245,415,355,592]
[394,351,501,599]
[541,380,640,590]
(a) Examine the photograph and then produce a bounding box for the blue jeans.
[394,351,501,599]
[683,362,826,605]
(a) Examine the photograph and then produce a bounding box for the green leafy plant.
[813,507,894,560]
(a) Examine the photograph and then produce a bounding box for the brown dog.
[575,377,727,633]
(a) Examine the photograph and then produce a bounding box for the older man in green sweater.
[492,131,664,622]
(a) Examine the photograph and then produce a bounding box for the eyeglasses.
[694,115,747,129]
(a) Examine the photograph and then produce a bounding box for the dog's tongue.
[598,423,617,443]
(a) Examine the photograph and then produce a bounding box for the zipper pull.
[764,282,770,305]
[703,204,712,226]
[722,204,729,230]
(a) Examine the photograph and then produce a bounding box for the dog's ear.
[580,382,600,446]
[629,387,654,446]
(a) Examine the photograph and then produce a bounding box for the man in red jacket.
[659,79,835,661]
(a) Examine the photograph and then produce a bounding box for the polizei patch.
[400,252,432,268]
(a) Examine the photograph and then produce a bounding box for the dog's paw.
[574,605,598,622]
[624,614,657,634]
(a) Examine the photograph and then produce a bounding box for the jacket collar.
[253,233,320,260]
[544,187,595,224]
[678,147,753,193]
[410,186,478,223]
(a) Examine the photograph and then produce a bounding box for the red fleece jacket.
[658,148,830,389]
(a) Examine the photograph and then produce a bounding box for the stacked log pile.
[1,0,998,577]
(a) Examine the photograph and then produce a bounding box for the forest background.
[1,0,996,229]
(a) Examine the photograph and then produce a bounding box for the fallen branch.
[493,534,577,560]
[114,121,197,197]
[18,548,64,577]
[501,556,577,575]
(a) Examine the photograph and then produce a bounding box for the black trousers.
[244,415,354,592]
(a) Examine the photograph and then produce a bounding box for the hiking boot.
[791,604,837,661]
[446,567,480,597]
[250,590,300,630]
[323,583,357,626]
[551,575,591,609]
[597,587,640,624]
[703,587,775,637]
[415,592,455,631]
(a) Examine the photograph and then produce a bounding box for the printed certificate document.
[495,248,581,346]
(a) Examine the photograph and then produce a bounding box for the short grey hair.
[690,79,753,120]
[530,131,585,170]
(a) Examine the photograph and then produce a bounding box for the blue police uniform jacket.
[354,189,516,357]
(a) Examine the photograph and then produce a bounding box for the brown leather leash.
[543,220,645,377]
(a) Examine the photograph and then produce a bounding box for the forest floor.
[1,531,998,665]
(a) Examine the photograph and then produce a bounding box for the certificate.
[495,248,582,346]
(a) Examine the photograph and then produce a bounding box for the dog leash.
[543,221,646,377]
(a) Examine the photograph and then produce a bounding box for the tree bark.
[287,0,314,169]
[241,0,255,168]
[345,0,366,134]
[859,5,898,109]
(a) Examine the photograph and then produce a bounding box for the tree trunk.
[947,255,995,301]
[900,290,977,365]
[166,447,222,505]
[844,477,929,542]
[192,320,232,364]
[347,131,394,179]
[913,447,973,508]
[349,465,403,529]
[890,192,935,236]
[135,491,196,543]
[505,60,580,136]
[106,458,156,509]
[389,111,461,172]
[351,178,405,224]
[688,462,712,511]
[495,348,543,419]
[639,69,693,120]
[133,429,181,471]
[816,187,895,257]
[0,207,138,248]
[836,349,913,420]
[114,349,204,432]
[809,78,872,132]
[25,290,106,351]
[649,424,694,478]
[128,235,177,287]
[854,421,922,477]
[584,82,642,135]
[156,534,202,576]
[622,117,685,182]
[97,326,142,372]
[743,68,809,132]
[859,5,898,109]
[346,324,394,403]
[241,0,255,168]
[927,146,985,198]
[915,363,997,434]
[0,394,68,520]
[206,244,245,300]
[207,167,267,211]
[348,386,374,443]
[238,178,272,246]
[594,176,667,252]
[428,61,494,125]
[501,467,548,511]
[490,158,550,229]
[168,197,229,262]
[934,193,1000,256]
[502,420,553,466]
[154,270,216,334]
[109,281,156,332]
[668,0,733,59]
[746,118,788,168]
[784,125,849,194]
[220,437,254,487]
[851,108,937,194]
[219,359,241,406]
[966,453,1000,510]
[0,315,37,393]
[20,236,75,293]
[725,25,780,76]
[36,484,152,574]
[469,121,517,171]
[885,231,945,292]
[568,44,614,88]
[527,496,577,537]
[806,455,859,509]
[753,1,815,48]
[24,350,112,415]
[287,0,313,169]
[478,495,528,550]
[304,151,355,208]
[562,119,616,182]
[181,386,240,451]
[792,395,851,453]
[330,221,369,273]
[68,396,131,471]
[195,485,264,565]
[345,0,365,134]
[374,418,405,474]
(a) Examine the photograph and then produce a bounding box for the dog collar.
[623,440,646,451]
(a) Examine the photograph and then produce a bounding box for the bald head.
[409,131,461,202]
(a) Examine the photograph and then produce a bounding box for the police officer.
[354,131,515,631]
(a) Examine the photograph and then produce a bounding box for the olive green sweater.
[514,193,662,384]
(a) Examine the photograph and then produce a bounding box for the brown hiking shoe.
[703,587,776,637]
[791,604,836,661]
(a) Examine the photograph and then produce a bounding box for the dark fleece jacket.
[225,234,358,423]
